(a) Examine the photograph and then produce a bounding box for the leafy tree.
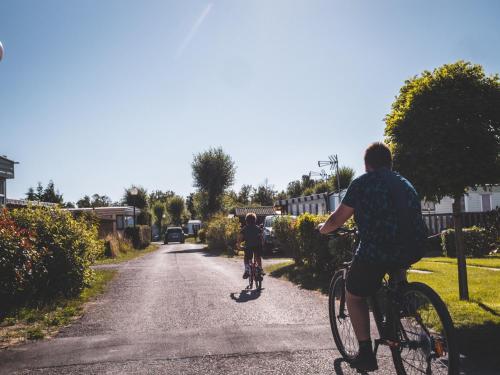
[275,190,287,201]
[152,201,166,233]
[286,180,303,198]
[122,185,148,209]
[186,193,197,219]
[123,186,150,225]
[26,187,37,201]
[36,183,43,200]
[301,174,315,190]
[385,61,500,300]
[313,180,331,194]
[167,196,186,226]
[149,190,175,205]
[252,180,276,206]
[90,194,111,207]
[191,147,236,218]
[41,180,64,203]
[77,195,92,208]
[237,184,253,205]
[329,166,355,193]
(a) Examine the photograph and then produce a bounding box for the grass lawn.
[0,269,116,348]
[94,243,159,265]
[266,257,500,368]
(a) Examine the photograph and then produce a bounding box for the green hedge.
[0,208,103,313]
[441,226,493,257]
[273,213,355,274]
[205,214,240,254]
[124,225,151,249]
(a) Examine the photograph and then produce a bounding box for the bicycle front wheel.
[328,270,359,360]
[393,282,459,375]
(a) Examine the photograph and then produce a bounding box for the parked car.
[263,215,279,253]
[164,227,185,244]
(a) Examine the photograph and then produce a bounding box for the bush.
[273,216,300,261]
[1,207,103,311]
[103,234,133,258]
[198,228,206,243]
[273,213,355,275]
[425,234,443,256]
[441,226,492,257]
[205,214,240,254]
[124,225,151,249]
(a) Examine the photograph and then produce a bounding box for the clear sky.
[1,0,500,203]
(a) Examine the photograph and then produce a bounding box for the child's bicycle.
[247,256,263,291]
[328,227,459,374]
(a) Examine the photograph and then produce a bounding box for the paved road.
[0,244,487,374]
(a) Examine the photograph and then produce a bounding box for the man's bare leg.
[346,290,371,341]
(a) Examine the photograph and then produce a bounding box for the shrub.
[198,228,206,243]
[103,234,133,258]
[273,213,355,275]
[273,216,299,261]
[4,207,103,306]
[205,214,240,254]
[441,226,492,257]
[425,234,443,256]
[0,210,42,312]
[124,225,151,249]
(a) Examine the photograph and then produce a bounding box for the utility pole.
[318,154,341,211]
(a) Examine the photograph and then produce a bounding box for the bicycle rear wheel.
[393,282,459,375]
[328,270,359,359]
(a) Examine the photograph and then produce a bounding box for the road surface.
[0,243,487,374]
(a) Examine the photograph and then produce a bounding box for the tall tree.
[286,180,303,198]
[152,201,166,233]
[123,186,150,225]
[237,184,253,205]
[77,195,92,208]
[385,61,500,300]
[90,194,111,207]
[329,166,355,193]
[191,147,236,218]
[41,180,64,203]
[252,180,276,206]
[167,196,186,226]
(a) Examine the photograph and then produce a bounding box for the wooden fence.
[423,212,488,235]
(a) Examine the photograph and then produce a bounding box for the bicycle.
[247,256,263,291]
[328,227,459,374]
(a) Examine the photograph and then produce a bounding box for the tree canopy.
[385,61,500,201]
[167,196,186,226]
[26,181,64,204]
[191,147,236,218]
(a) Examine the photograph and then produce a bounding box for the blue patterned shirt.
[342,168,427,265]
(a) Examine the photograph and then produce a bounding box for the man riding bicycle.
[320,142,427,371]
[237,212,265,279]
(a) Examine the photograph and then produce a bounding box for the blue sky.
[1,0,500,203]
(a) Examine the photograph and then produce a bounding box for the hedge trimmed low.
[441,226,493,258]
[124,225,151,249]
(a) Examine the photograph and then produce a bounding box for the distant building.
[67,207,140,238]
[275,190,347,216]
[234,206,276,225]
[422,186,500,214]
[0,155,17,207]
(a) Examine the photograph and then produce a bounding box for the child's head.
[245,212,257,225]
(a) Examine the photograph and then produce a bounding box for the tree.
[313,180,330,194]
[41,180,64,203]
[252,180,276,206]
[191,147,236,218]
[77,195,92,208]
[152,202,166,233]
[385,61,500,300]
[287,180,303,198]
[123,186,150,225]
[329,166,355,193]
[237,184,253,205]
[167,196,186,226]
[186,193,197,219]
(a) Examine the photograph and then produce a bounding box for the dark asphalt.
[0,244,489,374]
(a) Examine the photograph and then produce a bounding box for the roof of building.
[0,155,17,164]
[234,206,276,217]
[6,199,58,208]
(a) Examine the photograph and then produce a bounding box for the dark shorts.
[345,260,390,297]
[244,246,262,263]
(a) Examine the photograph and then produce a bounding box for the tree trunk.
[452,196,469,300]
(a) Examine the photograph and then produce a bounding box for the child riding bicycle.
[237,212,265,279]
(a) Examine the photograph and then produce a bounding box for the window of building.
[116,215,124,230]
[481,194,492,212]
[0,179,5,196]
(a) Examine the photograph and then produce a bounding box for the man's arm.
[319,204,354,234]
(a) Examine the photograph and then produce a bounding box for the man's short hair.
[364,142,392,170]
[245,212,257,225]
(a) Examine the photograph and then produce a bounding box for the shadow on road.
[163,248,206,254]
[333,358,367,375]
[230,289,263,303]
